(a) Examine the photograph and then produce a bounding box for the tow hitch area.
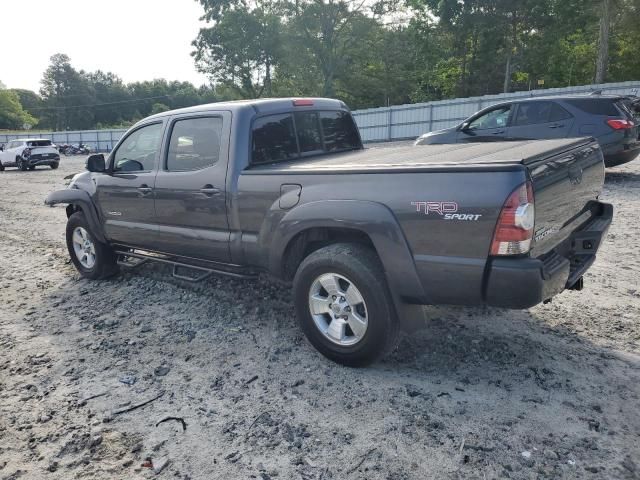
[568,276,584,291]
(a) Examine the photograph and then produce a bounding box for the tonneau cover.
[249,138,595,173]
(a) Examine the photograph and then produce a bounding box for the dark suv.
[415,94,640,167]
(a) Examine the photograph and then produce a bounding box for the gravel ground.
[0,154,639,480]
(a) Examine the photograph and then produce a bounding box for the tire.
[50,163,59,169]
[28,165,36,171]
[66,212,118,280]
[293,243,399,367]
[0,163,4,172]
[18,157,28,171]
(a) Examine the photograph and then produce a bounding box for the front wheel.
[293,243,399,367]
[18,157,28,171]
[66,212,118,280]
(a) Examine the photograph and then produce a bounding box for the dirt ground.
[0,153,639,480]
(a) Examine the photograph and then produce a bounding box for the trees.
[193,6,282,98]
[5,2,640,132]
[0,89,36,130]
[39,54,94,130]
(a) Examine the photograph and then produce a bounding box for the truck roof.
[144,97,347,122]
[246,138,596,174]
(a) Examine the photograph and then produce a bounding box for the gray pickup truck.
[46,98,613,366]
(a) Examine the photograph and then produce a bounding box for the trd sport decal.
[411,201,482,221]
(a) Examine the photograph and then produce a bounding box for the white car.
[0,138,60,171]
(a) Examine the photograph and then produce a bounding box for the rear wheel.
[293,243,399,367]
[28,165,36,171]
[66,212,118,280]
[50,163,59,169]
[18,157,28,171]
[0,162,4,172]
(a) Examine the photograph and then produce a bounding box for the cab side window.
[166,117,223,171]
[112,123,163,172]
[514,102,553,126]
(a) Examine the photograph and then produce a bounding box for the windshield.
[27,140,52,147]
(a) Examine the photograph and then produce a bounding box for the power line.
[28,94,174,112]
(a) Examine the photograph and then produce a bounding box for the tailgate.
[527,139,605,257]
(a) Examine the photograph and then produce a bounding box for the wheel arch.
[45,189,107,243]
[268,200,426,304]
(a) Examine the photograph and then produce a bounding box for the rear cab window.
[27,140,52,147]
[251,110,361,166]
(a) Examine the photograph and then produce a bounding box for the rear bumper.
[484,201,613,309]
[27,154,60,166]
[603,143,640,167]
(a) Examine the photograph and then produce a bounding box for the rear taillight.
[490,181,535,256]
[606,119,634,130]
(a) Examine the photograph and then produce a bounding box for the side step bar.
[114,249,257,282]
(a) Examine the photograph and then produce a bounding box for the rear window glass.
[27,140,52,147]
[565,98,620,116]
[514,102,552,126]
[618,99,640,120]
[251,110,361,165]
[549,103,573,121]
[252,114,298,164]
[294,112,323,153]
[320,111,361,151]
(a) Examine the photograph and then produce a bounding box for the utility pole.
[595,0,611,84]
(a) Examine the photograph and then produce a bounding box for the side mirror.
[86,154,106,172]
[459,121,470,131]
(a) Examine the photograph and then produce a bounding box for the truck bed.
[246,138,596,174]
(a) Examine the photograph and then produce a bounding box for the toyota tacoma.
[45,98,613,366]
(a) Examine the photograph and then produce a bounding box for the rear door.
[507,101,574,140]
[95,122,164,247]
[457,104,512,142]
[153,112,232,262]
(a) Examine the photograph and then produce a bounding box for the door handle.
[138,184,153,196]
[199,185,221,196]
[549,124,564,129]
[491,130,505,134]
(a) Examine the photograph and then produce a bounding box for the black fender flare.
[45,189,107,243]
[267,200,426,305]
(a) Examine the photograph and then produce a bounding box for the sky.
[0,0,210,92]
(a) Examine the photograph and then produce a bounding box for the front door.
[95,122,165,247]
[153,113,231,263]
[457,104,512,142]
